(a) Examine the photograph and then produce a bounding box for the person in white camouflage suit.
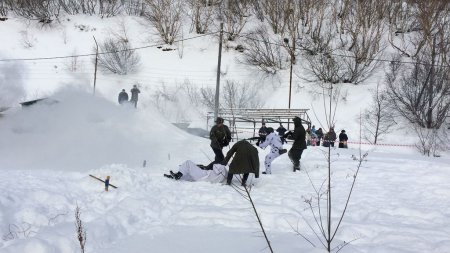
[258,127,287,174]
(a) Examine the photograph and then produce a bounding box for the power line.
[0,32,220,62]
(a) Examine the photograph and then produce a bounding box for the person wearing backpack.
[209,117,232,165]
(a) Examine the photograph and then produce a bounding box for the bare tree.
[239,25,286,74]
[123,0,146,16]
[301,0,385,85]
[144,0,182,45]
[11,0,61,23]
[336,0,386,84]
[385,51,450,130]
[200,80,263,111]
[228,178,274,253]
[96,37,141,75]
[0,0,8,17]
[185,0,215,34]
[98,0,122,17]
[414,125,450,157]
[220,0,251,41]
[75,205,86,253]
[362,82,397,144]
[297,82,366,252]
[221,80,262,109]
[260,0,289,34]
[388,0,449,59]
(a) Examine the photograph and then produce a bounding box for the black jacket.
[224,140,259,178]
[339,133,348,142]
[210,124,232,149]
[287,117,306,150]
[118,91,128,104]
[276,126,287,136]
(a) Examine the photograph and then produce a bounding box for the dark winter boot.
[279,149,287,155]
[170,171,183,180]
[164,174,174,179]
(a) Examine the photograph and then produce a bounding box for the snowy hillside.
[1,1,450,252]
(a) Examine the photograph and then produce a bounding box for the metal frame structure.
[207,108,311,140]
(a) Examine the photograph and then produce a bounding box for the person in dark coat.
[118,89,128,105]
[328,127,337,147]
[257,122,269,145]
[316,128,324,146]
[284,117,307,171]
[130,85,141,108]
[209,117,232,165]
[276,123,287,144]
[222,139,259,186]
[338,130,348,148]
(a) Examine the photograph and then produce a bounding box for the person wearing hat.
[130,84,141,108]
[284,117,307,171]
[276,123,287,144]
[209,117,232,165]
[339,130,348,148]
[118,89,129,105]
[258,127,287,174]
[257,122,269,145]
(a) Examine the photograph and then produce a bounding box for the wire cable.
[229,31,450,69]
[0,31,220,62]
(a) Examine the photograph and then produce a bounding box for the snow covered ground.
[1,14,450,253]
[0,92,449,253]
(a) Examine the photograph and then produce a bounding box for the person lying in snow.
[164,160,228,183]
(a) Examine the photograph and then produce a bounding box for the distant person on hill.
[118,89,129,105]
[222,139,259,186]
[276,123,287,144]
[130,84,141,108]
[258,127,287,174]
[284,117,307,171]
[339,130,348,148]
[164,160,228,183]
[209,117,232,167]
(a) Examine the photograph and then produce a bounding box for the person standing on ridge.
[130,84,141,108]
[118,89,128,105]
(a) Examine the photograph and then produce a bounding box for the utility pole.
[214,23,223,121]
[93,36,99,96]
[214,0,226,121]
[284,36,295,129]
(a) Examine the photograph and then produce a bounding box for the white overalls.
[259,132,284,174]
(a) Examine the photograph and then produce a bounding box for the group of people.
[164,117,349,185]
[118,85,141,108]
[305,126,348,148]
